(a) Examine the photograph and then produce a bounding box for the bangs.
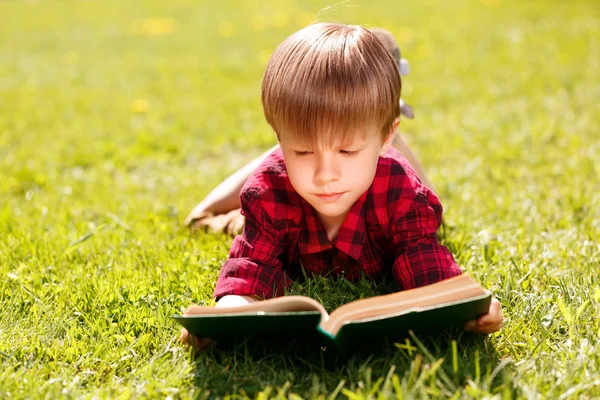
[262,23,401,147]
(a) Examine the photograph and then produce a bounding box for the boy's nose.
[313,155,340,185]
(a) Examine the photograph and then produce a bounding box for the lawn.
[1,0,599,398]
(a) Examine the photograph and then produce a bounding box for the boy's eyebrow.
[329,138,368,149]
[291,139,367,147]
[313,142,368,151]
[303,140,369,149]
[283,130,371,149]
[340,141,367,147]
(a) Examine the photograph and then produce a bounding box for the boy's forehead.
[279,125,380,149]
[281,132,371,149]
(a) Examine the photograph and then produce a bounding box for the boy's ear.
[379,118,400,156]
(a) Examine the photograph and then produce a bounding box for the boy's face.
[279,125,395,228]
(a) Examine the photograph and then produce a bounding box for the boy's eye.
[294,151,313,157]
[340,149,359,157]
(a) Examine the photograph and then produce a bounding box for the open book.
[174,274,491,351]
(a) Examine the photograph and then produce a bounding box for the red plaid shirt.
[213,147,462,300]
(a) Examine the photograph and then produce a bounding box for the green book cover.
[174,274,491,352]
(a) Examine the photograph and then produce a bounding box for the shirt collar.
[297,191,367,260]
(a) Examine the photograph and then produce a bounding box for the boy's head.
[262,22,401,148]
[261,23,402,226]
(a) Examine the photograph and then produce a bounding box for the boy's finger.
[178,328,189,342]
[464,320,477,331]
[477,314,496,325]
[478,320,504,333]
[179,330,217,351]
[477,301,502,325]
[480,322,503,334]
[465,316,503,333]
[490,298,501,311]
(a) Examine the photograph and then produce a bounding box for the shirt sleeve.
[213,188,291,300]
[390,187,462,290]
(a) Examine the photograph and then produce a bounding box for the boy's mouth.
[315,192,345,202]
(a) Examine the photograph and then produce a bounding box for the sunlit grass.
[1,0,599,398]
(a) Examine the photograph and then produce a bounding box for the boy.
[181,23,502,349]
[185,27,430,235]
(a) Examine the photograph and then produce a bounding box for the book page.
[183,295,329,319]
[320,274,487,335]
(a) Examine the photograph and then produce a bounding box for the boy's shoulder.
[241,147,290,195]
[369,147,442,224]
[375,147,426,198]
[376,147,421,185]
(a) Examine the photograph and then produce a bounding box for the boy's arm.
[180,187,290,350]
[390,186,502,333]
[185,144,279,226]
[390,189,461,290]
[212,187,291,300]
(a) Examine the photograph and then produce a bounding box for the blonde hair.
[262,23,401,147]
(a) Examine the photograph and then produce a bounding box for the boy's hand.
[178,295,257,352]
[464,296,503,334]
[178,328,215,352]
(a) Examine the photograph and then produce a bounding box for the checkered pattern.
[213,147,462,300]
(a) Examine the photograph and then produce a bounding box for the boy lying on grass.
[181,23,502,350]
[185,27,429,236]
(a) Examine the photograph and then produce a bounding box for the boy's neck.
[317,210,350,242]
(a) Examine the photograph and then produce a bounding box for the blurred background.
[1,0,597,234]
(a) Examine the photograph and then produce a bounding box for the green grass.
[1,0,599,398]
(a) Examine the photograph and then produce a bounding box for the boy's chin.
[311,203,352,218]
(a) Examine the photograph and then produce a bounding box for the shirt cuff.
[213,258,291,300]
